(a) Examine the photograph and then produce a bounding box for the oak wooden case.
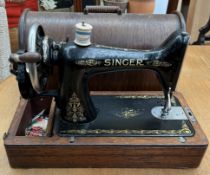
[4,91,208,168]
[4,11,208,168]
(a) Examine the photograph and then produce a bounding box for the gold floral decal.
[76,59,99,66]
[60,122,192,135]
[66,92,86,122]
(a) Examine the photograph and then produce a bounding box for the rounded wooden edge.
[18,9,30,50]
[173,11,187,32]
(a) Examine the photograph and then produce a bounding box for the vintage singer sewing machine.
[4,10,208,168]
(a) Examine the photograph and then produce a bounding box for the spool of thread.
[0,0,11,80]
[74,22,93,47]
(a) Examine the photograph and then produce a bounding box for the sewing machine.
[4,10,208,168]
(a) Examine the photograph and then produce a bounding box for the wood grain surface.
[3,90,207,168]
[0,46,210,173]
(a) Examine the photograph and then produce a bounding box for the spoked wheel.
[16,63,36,98]
[15,24,51,98]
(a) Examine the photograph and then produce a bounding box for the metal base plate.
[57,95,194,137]
[151,106,188,120]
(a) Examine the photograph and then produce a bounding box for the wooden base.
[4,91,208,168]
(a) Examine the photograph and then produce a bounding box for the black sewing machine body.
[9,25,194,137]
[54,32,194,137]
[56,31,188,123]
[5,11,208,169]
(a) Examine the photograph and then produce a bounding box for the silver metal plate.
[151,106,188,120]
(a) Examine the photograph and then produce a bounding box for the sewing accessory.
[74,22,93,46]
[25,110,48,136]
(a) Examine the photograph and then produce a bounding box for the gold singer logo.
[104,59,143,66]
